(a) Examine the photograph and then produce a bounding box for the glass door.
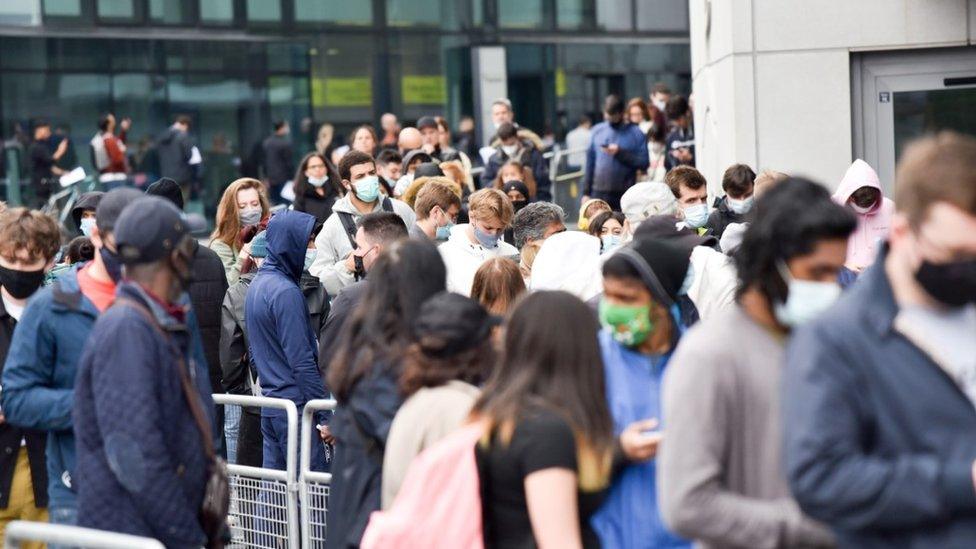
[853,47,976,194]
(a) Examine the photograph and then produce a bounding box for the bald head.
[398,127,423,153]
[381,113,398,132]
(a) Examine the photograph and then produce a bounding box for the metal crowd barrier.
[213,394,300,549]
[299,399,337,548]
[2,521,164,549]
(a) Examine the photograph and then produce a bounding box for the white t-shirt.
[2,293,25,322]
[899,303,976,407]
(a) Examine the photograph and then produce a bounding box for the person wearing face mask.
[580,94,650,212]
[73,196,219,547]
[590,237,695,549]
[705,164,756,239]
[480,123,551,201]
[309,150,415,297]
[210,178,271,286]
[0,209,61,544]
[439,188,518,297]
[657,178,853,549]
[293,152,345,223]
[587,211,629,255]
[492,160,537,200]
[784,132,976,548]
[831,159,895,274]
[666,166,713,237]
[70,191,103,238]
[500,180,531,246]
[410,179,461,241]
[1,187,141,533]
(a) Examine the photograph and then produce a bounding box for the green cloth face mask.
[599,299,653,347]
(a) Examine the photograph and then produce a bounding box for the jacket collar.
[116,282,188,333]
[50,264,100,318]
[858,244,900,337]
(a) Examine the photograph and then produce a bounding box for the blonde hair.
[754,169,788,198]
[403,176,462,209]
[468,188,515,227]
[210,178,270,248]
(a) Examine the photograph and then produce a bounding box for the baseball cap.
[414,162,445,179]
[412,292,498,358]
[146,177,184,210]
[95,187,144,234]
[620,182,678,225]
[114,196,188,265]
[416,116,438,131]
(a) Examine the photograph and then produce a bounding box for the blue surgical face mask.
[727,195,754,215]
[303,249,317,271]
[773,260,841,328]
[601,234,622,254]
[79,217,97,237]
[473,224,501,249]
[678,263,695,296]
[307,175,329,188]
[353,176,380,203]
[682,203,709,228]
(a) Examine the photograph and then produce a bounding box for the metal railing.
[213,394,300,549]
[299,399,337,549]
[3,521,164,549]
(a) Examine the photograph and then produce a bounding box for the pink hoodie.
[832,159,895,270]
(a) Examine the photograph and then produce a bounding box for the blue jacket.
[74,282,214,548]
[246,210,326,416]
[583,122,649,196]
[1,265,98,510]
[592,329,689,549]
[784,247,976,548]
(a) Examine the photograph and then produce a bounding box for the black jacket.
[318,280,368,380]
[0,295,47,509]
[188,240,229,396]
[293,184,341,224]
[262,134,294,188]
[705,196,745,240]
[156,127,194,185]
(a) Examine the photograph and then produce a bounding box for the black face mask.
[99,246,124,283]
[915,259,976,307]
[0,265,46,300]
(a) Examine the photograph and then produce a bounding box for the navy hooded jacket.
[245,210,326,416]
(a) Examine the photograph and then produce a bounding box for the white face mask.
[727,195,754,215]
[307,174,329,188]
[773,260,841,327]
[501,144,519,157]
[849,202,874,215]
[682,203,709,228]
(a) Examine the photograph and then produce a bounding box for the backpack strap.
[113,298,216,461]
[337,211,359,250]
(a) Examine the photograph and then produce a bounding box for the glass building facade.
[0,0,690,177]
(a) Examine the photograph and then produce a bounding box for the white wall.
[689,0,976,194]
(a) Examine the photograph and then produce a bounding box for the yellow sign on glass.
[312,77,372,107]
[402,75,446,105]
[555,68,566,98]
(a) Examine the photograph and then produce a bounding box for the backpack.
[360,422,485,549]
[336,197,394,249]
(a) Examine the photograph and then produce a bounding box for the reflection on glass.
[200,0,233,24]
[387,0,440,26]
[149,0,184,24]
[637,0,687,31]
[97,0,134,19]
[556,0,584,29]
[894,88,976,160]
[247,0,280,22]
[42,0,81,16]
[295,0,371,24]
[498,0,543,29]
[0,0,41,26]
[596,0,630,31]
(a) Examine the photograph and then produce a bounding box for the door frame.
[852,47,976,194]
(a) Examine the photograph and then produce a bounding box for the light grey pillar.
[471,46,508,150]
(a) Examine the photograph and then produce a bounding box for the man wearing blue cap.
[73,195,217,547]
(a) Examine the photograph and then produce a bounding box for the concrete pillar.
[471,46,508,150]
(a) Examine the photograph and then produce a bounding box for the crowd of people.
[0,83,974,549]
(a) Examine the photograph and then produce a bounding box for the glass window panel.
[389,35,446,121]
[637,0,687,32]
[498,0,543,29]
[0,37,48,70]
[0,0,41,26]
[556,0,584,29]
[149,0,185,24]
[294,0,371,25]
[308,35,375,130]
[200,0,233,24]
[894,89,976,161]
[42,0,81,17]
[471,0,482,26]
[97,0,134,19]
[246,0,280,22]
[268,42,309,72]
[596,0,631,31]
[386,0,440,27]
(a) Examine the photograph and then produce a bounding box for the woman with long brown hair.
[209,177,271,284]
[292,152,344,223]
